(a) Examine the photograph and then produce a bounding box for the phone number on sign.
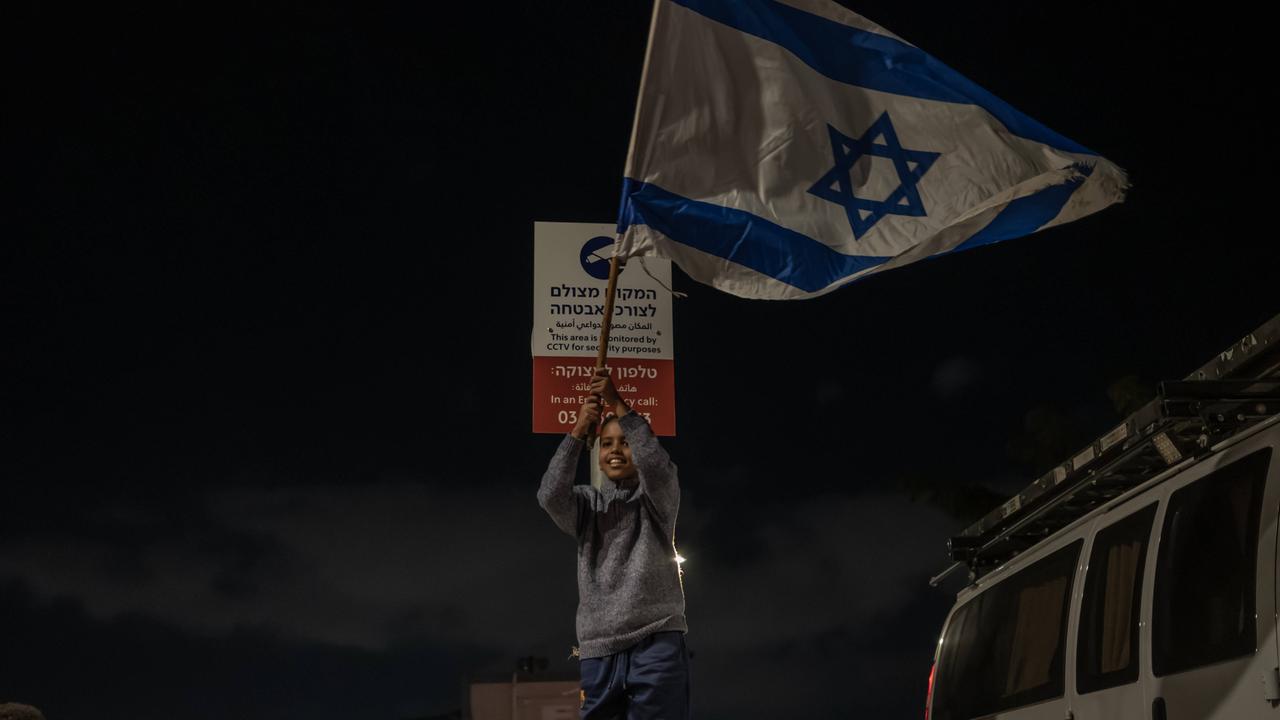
[557,410,653,425]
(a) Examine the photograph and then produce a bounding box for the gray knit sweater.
[537,412,687,658]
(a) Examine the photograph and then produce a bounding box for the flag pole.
[591,0,658,433]
[595,252,622,372]
[585,251,622,451]
[601,0,659,373]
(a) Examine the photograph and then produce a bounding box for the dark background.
[3,2,1276,718]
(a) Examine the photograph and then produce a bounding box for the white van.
[927,316,1280,720]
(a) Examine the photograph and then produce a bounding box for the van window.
[1153,448,1272,677]
[932,540,1082,720]
[1077,503,1157,694]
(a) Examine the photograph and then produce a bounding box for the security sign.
[532,222,675,436]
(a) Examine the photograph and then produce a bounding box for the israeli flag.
[616,0,1128,299]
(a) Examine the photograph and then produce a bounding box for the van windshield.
[932,540,1081,720]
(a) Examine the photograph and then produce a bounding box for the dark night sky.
[3,2,1277,719]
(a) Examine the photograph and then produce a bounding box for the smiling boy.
[537,369,689,719]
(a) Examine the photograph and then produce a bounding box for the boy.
[537,369,689,719]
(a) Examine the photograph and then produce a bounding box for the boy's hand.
[571,395,602,440]
[588,368,625,409]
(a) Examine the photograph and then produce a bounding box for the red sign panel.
[532,356,676,436]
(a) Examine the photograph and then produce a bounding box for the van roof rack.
[931,312,1280,587]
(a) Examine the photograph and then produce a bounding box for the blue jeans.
[580,631,690,720]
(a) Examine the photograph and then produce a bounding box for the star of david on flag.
[615,0,1129,299]
[808,113,940,239]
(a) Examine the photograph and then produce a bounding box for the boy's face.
[598,420,636,482]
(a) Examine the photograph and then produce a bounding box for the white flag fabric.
[616,0,1128,299]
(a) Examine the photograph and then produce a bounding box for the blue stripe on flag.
[618,179,890,293]
[671,0,1095,157]
[948,164,1092,253]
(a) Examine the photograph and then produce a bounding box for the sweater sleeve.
[537,434,586,537]
[619,413,679,528]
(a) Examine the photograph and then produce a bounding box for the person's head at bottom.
[0,703,46,720]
